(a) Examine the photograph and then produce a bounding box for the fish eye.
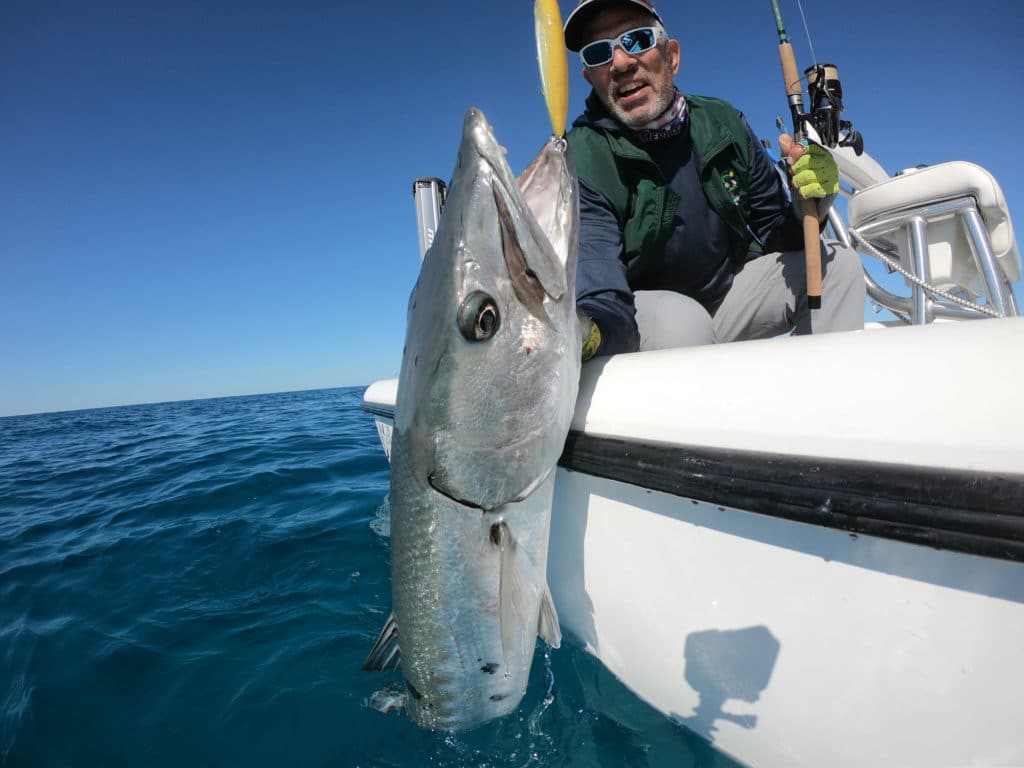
[458,291,500,341]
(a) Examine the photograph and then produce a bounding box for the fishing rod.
[769,0,863,310]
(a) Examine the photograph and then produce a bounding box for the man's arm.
[745,118,841,255]
[742,121,805,253]
[576,181,641,358]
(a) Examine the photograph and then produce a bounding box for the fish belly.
[389,452,555,731]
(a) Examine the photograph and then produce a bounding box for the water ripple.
[0,386,736,768]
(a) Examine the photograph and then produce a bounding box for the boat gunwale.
[559,431,1024,563]
[360,396,1024,563]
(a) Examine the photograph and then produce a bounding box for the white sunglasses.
[579,25,667,68]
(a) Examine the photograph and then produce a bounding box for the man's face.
[580,5,680,128]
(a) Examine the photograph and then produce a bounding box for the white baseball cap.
[563,0,665,52]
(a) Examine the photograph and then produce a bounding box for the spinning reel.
[802,63,863,155]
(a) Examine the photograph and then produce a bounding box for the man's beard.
[607,82,676,128]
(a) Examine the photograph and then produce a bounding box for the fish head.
[395,108,580,512]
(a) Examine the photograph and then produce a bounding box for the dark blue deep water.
[0,387,739,767]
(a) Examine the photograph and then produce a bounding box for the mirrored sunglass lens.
[581,28,657,66]
[621,29,655,53]
[582,42,612,66]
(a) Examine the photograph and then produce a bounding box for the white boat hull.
[362,319,1024,766]
[548,469,1024,767]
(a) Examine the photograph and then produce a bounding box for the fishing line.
[795,0,817,68]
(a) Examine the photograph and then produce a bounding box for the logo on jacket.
[721,169,741,205]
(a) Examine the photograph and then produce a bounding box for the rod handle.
[778,42,803,98]
[802,199,822,309]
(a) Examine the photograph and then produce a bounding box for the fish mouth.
[455,107,570,311]
[465,109,513,184]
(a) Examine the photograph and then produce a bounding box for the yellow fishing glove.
[791,142,839,199]
[580,316,601,362]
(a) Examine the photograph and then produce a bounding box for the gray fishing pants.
[634,239,865,350]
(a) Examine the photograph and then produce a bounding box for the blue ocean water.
[0,387,739,767]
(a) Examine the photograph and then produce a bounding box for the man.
[563,0,866,360]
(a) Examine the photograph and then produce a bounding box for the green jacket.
[567,93,758,287]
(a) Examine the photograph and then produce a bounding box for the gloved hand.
[579,313,601,362]
[779,135,839,199]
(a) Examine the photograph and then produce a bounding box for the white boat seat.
[845,161,1020,323]
[847,161,1021,291]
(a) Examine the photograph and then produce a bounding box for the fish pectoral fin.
[538,583,561,649]
[362,611,402,672]
[497,523,541,665]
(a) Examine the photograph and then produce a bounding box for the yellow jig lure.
[534,0,569,137]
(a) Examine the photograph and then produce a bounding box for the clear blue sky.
[3,0,1021,416]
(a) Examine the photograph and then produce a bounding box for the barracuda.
[363,108,580,731]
